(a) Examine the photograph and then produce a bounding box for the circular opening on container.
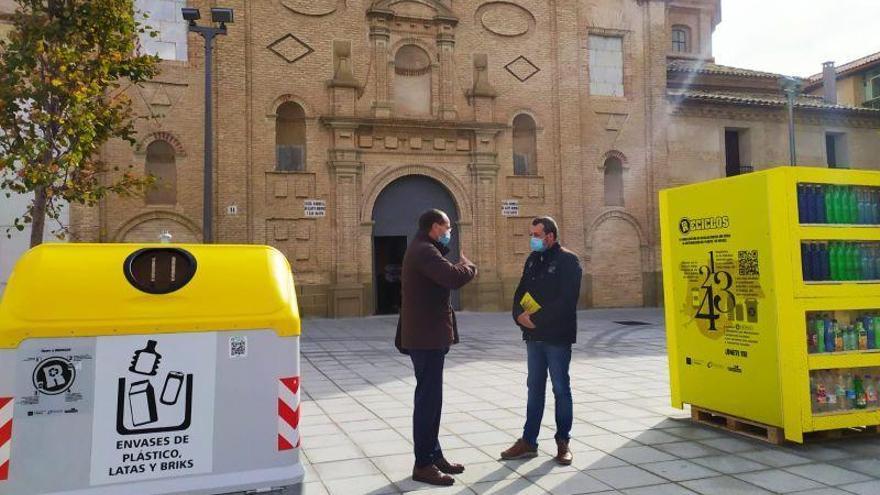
[124,248,198,294]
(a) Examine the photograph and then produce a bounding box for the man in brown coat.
[398,209,477,486]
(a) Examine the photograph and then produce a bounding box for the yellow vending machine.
[660,167,880,443]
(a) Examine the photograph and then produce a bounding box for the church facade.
[68,0,880,316]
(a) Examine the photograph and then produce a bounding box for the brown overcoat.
[395,232,477,352]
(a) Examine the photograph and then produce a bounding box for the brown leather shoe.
[412,465,455,486]
[435,457,465,474]
[555,438,573,465]
[500,438,538,460]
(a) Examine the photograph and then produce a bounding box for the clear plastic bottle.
[858,322,869,351]
[834,371,847,410]
[855,375,868,409]
[845,372,857,410]
[864,375,878,409]
[834,321,844,352]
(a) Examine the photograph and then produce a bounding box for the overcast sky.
[713,0,880,78]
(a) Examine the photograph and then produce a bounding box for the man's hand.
[517,312,536,329]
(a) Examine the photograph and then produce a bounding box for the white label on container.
[90,333,217,485]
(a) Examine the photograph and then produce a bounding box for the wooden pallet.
[690,406,785,445]
[691,406,880,444]
[804,425,880,442]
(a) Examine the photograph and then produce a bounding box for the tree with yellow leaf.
[0,0,160,246]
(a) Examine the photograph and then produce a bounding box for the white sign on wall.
[304,200,326,218]
[502,199,520,217]
[90,333,218,486]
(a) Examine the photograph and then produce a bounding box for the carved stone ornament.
[477,2,534,37]
[281,0,345,17]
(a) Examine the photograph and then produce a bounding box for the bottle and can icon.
[121,339,190,431]
[128,380,158,426]
[129,340,161,376]
[161,371,184,406]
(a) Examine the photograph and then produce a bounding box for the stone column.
[327,122,365,316]
[436,19,458,120]
[467,129,504,311]
[367,9,393,118]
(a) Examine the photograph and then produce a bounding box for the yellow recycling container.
[0,243,304,494]
[661,167,880,443]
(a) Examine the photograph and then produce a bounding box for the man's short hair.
[532,216,559,240]
[419,209,448,232]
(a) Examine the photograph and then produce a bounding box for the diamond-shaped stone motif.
[268,34,315,64]
[504,56,540,82]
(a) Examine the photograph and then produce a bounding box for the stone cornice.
[321,116,507,132]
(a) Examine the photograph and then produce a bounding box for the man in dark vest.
[501,216,582,466]
[397,209,477,486]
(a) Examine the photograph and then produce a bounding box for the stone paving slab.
[298,309,879,494]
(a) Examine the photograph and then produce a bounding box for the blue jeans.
[523,341,573,447]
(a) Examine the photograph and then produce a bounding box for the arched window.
[145,140,177,205]
[393,45,432,116]
[276,102,306,172]
[604,157,624,206]
[672,25,690,53]
[512,114,537,176]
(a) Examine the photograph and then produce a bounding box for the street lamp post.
[182,7,234,243]
[779,76,803,167]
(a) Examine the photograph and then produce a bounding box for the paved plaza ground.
[296,309,880,495]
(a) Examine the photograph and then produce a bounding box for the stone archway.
[588,212,646,307]
[371,175,460,314]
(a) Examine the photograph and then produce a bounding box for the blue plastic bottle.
[809,242,822,281]
[820,243,831,281]
[816,185,827,224]
[798,184,807,223]
[858,189,869,224]
[862,247,874,281]
[825,319,836,352]
[802,243,813,281]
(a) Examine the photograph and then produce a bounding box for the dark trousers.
[410,349,446,468]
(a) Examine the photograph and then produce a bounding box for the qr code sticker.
[738,250,759,276]
[229,336,248,359]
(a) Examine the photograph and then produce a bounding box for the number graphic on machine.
[696,251,736,331]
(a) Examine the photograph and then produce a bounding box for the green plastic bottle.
[833,187,844,224]
[826,185,837,224]
[849,187,860,224]
[817,317,827,353]
[849,244,861,280]
[838,186,847,224]
[830,242,840,280]
[873,318,880,350]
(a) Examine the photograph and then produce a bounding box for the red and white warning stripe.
[277,377,301,451]
[0,397,13,481]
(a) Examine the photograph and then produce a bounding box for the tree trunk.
[29,185,47,248]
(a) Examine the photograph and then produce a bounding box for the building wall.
[72,0,688,316]
[667,105,880,186]
[68,0,879,317]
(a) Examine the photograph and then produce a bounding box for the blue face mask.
[530,237,546,253]
[438,231,452,247]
